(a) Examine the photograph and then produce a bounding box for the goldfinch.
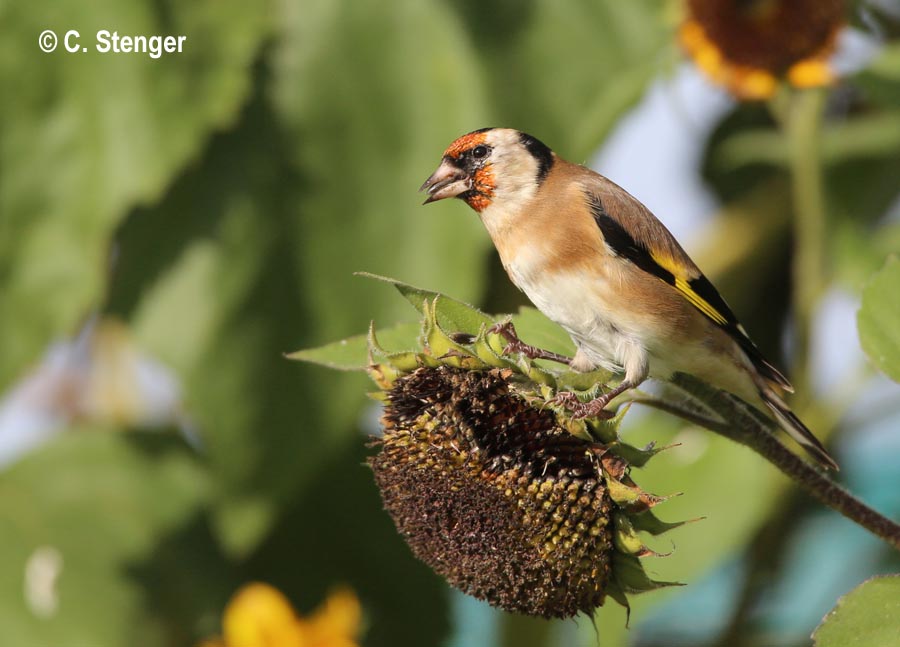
[420,127,838,471]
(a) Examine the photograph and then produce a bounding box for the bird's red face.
[420,129,497,212]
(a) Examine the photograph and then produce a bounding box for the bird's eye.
[471,145,488,159]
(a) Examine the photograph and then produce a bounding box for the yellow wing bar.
[674,277,728,325]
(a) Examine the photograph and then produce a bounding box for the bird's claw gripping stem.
[487,321,572,365]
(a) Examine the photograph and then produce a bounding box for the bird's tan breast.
[484,166,605,283]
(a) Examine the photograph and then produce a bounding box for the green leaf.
[716,111,900,170]
[509,306,576,359]
[858,256,900,382]
[630,509,693,536]
[855,43,900,109]
[357,273,495,335]
[611,552,682,595]
[833,220,900,291]
[0,0,271,391]
[270,0,493,345]
[287,321,421,371]
[433,295,495,337]
[607,435,674,469]
[0,432,209,646]
[813,575,900,647]
[422,300,484,368]
[110,91,366,557]
[451,0,670,159]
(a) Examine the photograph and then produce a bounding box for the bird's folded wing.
[584,180,792,392]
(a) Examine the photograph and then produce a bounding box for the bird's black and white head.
[420,128,555,213]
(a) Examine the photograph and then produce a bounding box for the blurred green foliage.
[858,256,900,382]
[1,1,899,646]
[813,575,900,647]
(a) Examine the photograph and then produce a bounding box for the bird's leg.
[487,321,572,365]
[550,380,636,420]
[549,391,614,420]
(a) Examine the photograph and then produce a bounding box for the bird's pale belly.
[507,261,645,375]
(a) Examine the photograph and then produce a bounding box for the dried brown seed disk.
[369,366,614,618]
[686,0,845,73]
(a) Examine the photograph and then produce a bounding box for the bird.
[419,127,838,471]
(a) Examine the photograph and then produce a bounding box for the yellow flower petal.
[730,68,778,100]
[788,58,834,88]
[678,21,706,55]
[305,588,362,647]
[223,583,304,647]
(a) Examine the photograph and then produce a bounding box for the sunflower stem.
[658,374,900,551]
[785,88,828,398]
[628,396,731,434]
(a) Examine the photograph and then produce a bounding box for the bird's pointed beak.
[420,160,469,204]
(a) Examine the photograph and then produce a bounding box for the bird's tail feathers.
[758,359,794,393]
[760,387,839,471]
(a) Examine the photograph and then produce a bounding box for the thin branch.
[627,396,731,434]
[644,374,900,551]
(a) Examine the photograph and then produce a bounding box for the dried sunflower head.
[680,0,846,99]
[357,287,684,619]
[372,365,614,617]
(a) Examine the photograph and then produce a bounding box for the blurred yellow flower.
[680,0,846,100]
[201,582,362,647]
